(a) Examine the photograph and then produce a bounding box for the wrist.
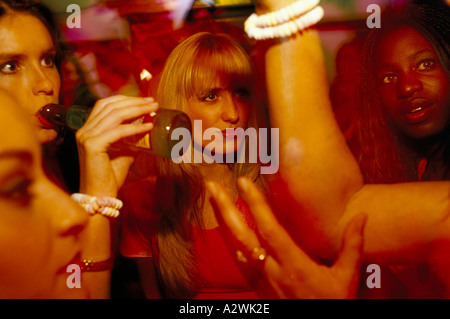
[246,0,323,41]
[256,0,296,14]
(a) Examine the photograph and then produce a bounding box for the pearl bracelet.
[246,6,324,40]
[251,0,320,28]
[71,193,123,218]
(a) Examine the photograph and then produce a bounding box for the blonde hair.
[153,32,265,298]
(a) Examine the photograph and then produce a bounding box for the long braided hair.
[349,2,450,183]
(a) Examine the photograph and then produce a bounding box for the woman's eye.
[381,74,396,84]
[41,54,56,68]
[417,59,435,71]
[0,61,19,74]
[234,89,250,98]
[0,178,33,206]
[202,93,217,102]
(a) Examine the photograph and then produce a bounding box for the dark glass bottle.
[39,104,192,159]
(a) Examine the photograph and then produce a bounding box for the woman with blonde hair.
[120,0,450,297]
[120,32,276,298]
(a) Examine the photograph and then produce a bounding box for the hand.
[76,95,158,196]
[207,177,366,299]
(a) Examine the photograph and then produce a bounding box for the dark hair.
[0,0,63,71]
[0,1,80,193]
[349,3,450,183]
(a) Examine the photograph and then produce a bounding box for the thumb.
[333,214,367,297]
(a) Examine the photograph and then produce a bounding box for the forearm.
[264,32,450,264]
[258,2,450,265]
[261,26,363,258]
[340,182,450,264]
[79,214,112,299]
[76,148,120,299]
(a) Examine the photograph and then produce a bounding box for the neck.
[191,144,236,181]
[195,161,236,230]
[406,132,446,159]
[197,161,233,182]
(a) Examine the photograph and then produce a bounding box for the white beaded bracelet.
[251,0,320,28]
[246,6,324,40]
[71,193,123,218]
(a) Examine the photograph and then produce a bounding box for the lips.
[57,252,82,275]
[221,128,243,140]
[401,98,435,124]
[35,107,56,129]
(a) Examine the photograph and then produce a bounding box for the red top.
[119,176,265,299]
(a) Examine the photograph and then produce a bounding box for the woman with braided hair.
[339,2,450,298]
[209,0,450,299]
[348,2,450,184]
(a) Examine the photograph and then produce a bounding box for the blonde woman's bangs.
[183,35,254,98]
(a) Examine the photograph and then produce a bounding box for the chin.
[38,128,59,145]
[402,125,445,140]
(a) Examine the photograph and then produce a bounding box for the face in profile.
[0,92,88,298]
[375,25,450,139]
[0,12,61,144]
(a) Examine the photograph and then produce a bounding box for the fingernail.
[144,97,154,102]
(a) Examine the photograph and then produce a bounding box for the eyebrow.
[0,48,57,61]
[378,49,435,71]
[407,49,435,60]
[0,53,24,61]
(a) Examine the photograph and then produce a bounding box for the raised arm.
[256,0,450,265]
[75,95,157,298]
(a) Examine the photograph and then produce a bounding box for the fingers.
[236,177,307,263]
[332,213,366,297]
[206,181,261,252]
[76,95,158,152]
[82,122,154,153]
[87,95,155,120]
[82,96,158,132]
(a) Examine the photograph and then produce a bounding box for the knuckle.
[259,225,277,241]
[75,130,85,142]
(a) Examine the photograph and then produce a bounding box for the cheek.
[50,69,62,94]
[240,103,251,125]
[188,103,217,129]
[438,86,450,125]
[0,76,27,107]
[379,86,400,116]
[379,85,394,102]
[0,209,51,297]
[436,77,449,104]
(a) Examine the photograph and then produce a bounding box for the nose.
[31,66,55,96]
[397,72,423,99]
[221,93,240,124]
[56,199,88,238]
